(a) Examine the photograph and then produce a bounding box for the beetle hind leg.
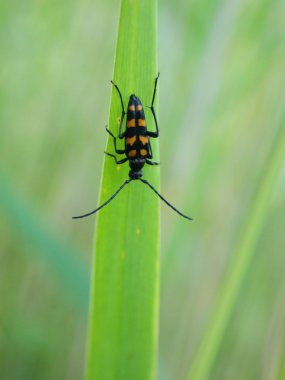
[146,73,160,138]
[111,81,126,139]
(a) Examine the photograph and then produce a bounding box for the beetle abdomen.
[125,95,150,159]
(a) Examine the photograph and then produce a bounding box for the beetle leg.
[146,159,160,166]
[104,151,128,165]
[111,80,126,139]
[105,127,125,154]
[147,73,160,138]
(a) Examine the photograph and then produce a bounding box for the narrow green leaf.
[278,332,285,380]
[0,173,89,311]
[186,111,285,380]
[85,1,159,380]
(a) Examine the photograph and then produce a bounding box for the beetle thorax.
[129,158,145,179]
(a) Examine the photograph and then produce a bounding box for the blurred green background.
[1,0,285,379]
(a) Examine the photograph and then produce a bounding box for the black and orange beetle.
[73,74,192,221]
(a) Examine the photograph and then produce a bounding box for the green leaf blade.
[86,1,159,380]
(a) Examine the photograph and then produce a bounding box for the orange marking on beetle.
[127,119,135,127]
[139,136,148,145]
[136,104,143,111]
[128,149,137,157]
[128,105,135,111]
[138,119,146,127]
[126,136,136,146]
[140,149,148,156]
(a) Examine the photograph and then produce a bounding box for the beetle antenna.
[139,179,192,221]
[72,179,132,219]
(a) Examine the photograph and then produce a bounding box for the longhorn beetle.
[73,74,192,221]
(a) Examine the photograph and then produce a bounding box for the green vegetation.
[1,0,285,379]
[85,1,159,380]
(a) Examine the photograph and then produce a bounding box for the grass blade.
[85,1,159,380]
[185,109,285,380]
[0,172,89,311]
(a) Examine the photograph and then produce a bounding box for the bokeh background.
[1,0,285,379]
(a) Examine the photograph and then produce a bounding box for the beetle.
[73,74,192,221]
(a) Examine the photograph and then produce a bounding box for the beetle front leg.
[146,159,160,166]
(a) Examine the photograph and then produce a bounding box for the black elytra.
[73,74,192,221]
